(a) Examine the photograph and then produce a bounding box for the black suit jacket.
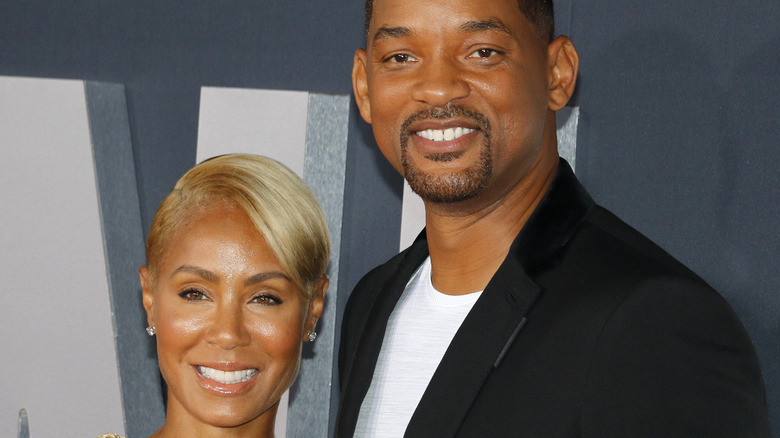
[336,160,770,437]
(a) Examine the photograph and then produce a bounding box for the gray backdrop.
[1,0,777,435]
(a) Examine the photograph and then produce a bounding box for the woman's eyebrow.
[171,265,219,282]
[170,266,291,286]
[244,271,291,286]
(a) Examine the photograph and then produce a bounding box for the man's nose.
[410,57,470,107]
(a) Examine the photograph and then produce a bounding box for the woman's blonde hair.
[145,154,330,300]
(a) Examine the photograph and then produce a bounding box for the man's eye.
[252,294,282,306]
[179,289,208,301]
[468,48,500,59]
[385,53,415,64]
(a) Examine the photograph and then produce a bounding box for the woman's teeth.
[416,127,475,141]
[198,366,258,384]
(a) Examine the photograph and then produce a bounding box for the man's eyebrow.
[372,26,414,45]
[244,271,292,286]
[171,265,219,282]
[460,18,512,35]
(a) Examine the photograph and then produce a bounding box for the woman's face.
[141,202,325,431]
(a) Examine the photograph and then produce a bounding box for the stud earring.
[307,331,317,342]
[146,326,156,336]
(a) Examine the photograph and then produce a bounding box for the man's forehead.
[368,0,525,40]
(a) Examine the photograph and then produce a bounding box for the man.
[337,0,771,436]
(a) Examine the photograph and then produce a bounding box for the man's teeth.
[198,366,258,384]
[416,127,475,141]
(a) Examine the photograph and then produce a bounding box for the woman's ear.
[547,35,580,111]
[140,266,155,327]
[305,275,328,338]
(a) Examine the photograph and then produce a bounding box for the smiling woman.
[134,154,330,438]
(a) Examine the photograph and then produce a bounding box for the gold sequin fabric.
[96,434,124,438]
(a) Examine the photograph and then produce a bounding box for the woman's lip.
[194,361,258,372]
[193,365,258,395]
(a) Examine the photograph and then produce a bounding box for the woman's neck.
[149,404,277,438]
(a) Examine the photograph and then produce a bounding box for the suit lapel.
[405,249,541,438]
[405,161,594,437]
[338,237,430,437]
[338,161,594,437]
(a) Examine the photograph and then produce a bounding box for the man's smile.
[415,127,476,142]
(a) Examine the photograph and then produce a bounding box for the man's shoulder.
[577,204,703,281]
[549,203,749,339]
[543,202,731,317]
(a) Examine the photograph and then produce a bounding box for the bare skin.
[353,0,579,294]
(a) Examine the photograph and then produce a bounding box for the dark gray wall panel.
[286,93,351,438]
[86,81,165,438]
[554,0,574,37]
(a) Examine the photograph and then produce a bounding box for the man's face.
[353,0,556,205]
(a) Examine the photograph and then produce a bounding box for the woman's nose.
[205,304,251,350]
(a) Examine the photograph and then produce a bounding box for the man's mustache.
[400,104,492,144]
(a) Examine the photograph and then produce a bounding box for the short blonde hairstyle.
[145,154,330,300]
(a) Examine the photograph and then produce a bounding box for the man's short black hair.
[364,0,555,43]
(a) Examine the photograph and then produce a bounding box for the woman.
[136,154,329,437]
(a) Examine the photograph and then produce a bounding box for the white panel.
[399,181,427,251]
[0,76,124,436]
[197,86,313,438]
[399,107,580,250]
[197,86,310,175]
[556,106,579,172]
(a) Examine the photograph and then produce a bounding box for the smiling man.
[336,0,770,437]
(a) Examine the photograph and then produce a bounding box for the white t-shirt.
[354,257,483,437]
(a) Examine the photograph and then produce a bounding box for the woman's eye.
[179,289,208,301]
[468,48,500,59]
[251,294,282,306]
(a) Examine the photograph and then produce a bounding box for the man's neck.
[423,152,558,295]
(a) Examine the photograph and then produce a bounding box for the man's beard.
[399,105,492,203]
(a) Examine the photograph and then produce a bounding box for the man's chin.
[420,151,464,163]
[404,169,488,204]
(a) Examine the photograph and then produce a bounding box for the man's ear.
[352,48,373,124]
[547,36,579,111]
[140,266,155,328]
